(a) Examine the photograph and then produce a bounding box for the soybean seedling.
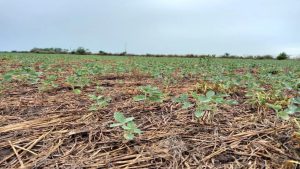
[133,85,164,103]
[192,90,238,119]
[267,97,300,120]
[88,94,111,111]
[39,75,58,92]
[110,112,142,140]
[172,93,194,109]
[66,75,90,94]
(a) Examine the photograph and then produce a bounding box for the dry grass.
[0,74,299,169]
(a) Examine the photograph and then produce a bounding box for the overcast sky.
[0,0,299,56]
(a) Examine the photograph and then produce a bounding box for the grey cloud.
[0,0,299,55]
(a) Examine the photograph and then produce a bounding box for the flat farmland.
[0,53,299,168]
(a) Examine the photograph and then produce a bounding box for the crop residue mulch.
[0,74,299,169]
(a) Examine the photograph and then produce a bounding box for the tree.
[220,53,231,58]
[99,50,107,55]
[277,52,289,60]
[73,47,89,55]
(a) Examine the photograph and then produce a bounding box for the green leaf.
[121,125,132,130]
[180,94,189,100]
[292,97,300,104]
[191,92,199,99]
[137,85,164,103]
[149,96,163,102]
[110,123,123,127]
[206,90,215,98]
[216,94,229,98]
[3,74,12,81]
[266,103,282,112]
[227,100,238,105]
[277,111,290,120]
[133,95,146,101]
[172,97,181,103]
[126,121,136,128]
[73,89,81,95]
[201,104,212,111]
[124,117,135,123]
[182,102,193,109]
[124,132,135,140]
[214,98,224,104]
[285,105,297,115]
[114,112,126,123]
[89,94,98,100]
[195,110,204,118]
[198,96,211,103]
[97,95,104,100]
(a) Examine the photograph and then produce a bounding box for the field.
[0,53,300,168]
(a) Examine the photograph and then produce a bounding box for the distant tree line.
[6,47,294,60]
[219,53,274,60]
[29,47,93,55]
[30,48,69,54]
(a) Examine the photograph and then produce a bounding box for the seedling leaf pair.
[172,94,194,109]
[133,85,164,103]
[267,99,300,120]
[110,112,142,140]
[88,94,111,111]
[192,90,238,119]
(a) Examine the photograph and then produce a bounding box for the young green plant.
[110,112,142,140]
[88,94,111,111]
[267,97,300,120]
[192,90,238,120]
[39,75,58,92]
[172,93,194,109]
[133,85,164,103]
